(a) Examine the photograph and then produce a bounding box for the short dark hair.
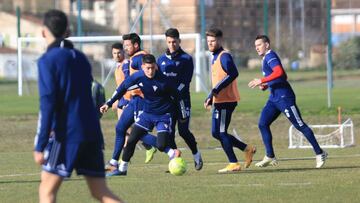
[43,9,68,38]
[142,54,156,64]
[165,28,180,39]
[255,35,270,44]
[122,33,141,47]
[206,28,223,38]
[111,42,123,50]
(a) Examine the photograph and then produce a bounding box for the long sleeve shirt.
[34,39,103,152]
[106,70,184,116]
[157,48,194,100]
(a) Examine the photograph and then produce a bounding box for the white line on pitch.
[0,173,39,178]
[278,182,312,186]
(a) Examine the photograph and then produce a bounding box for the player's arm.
[211,53,239,95]
[248,56,285,88]
[115,63,130,110]
[100,74,138,114]
[203,91,213,110]
[166,81,187,119]
[34,59,56,164]
[178,57,194,95]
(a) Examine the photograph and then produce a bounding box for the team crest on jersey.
[161,61,166,65]
[152,85,158,91]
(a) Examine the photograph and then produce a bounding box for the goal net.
[289,118,355,149]
[16,34,210,96]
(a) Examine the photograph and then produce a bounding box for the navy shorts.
[135,112,172,133]
[42,138,105,178]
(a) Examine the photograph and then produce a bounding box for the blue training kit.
[157,48,198,154]
[35,39,105,177]
[259,50,322,157]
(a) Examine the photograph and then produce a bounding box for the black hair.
[111,42,123,50]
[142,54,156,64]
[43,9,68,38]
[255,35,270,44]
[165,28,180,39]
[206,28,223,38]
[122,33,141,47]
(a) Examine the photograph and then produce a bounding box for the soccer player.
[111,42,131,117]
[248,35,327,168]
[33,9,122,203]
[105,42,155,174]
[104,33,159,176]
[157,28,203,170]
[204,28,256,173]
[100,54,183,175]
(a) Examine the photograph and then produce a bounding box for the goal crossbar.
[16,34,202,96]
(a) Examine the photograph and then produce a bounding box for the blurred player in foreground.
[33,9,122,203]
[204,28,256,173]
[248,35,327,168]
[157,28,203,170]
[100,54,182,175]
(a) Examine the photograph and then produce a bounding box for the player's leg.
[168,113,178,149]
[220,103,256,168]
[256,100,281,167]
[106,103,135,172]
[39,171,63,203]
[155,113,182,158]
[39,140,83,201]
[85,177,123,203]
[212,103,240,173]
[75,142,122,202]
[133,96,157,163]
[177,104,203,170]
[118,124,148,175]
[277,99,327,168]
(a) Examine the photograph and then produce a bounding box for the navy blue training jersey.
[107,70,179,115]
[262,50,295,101]
[35,39,103,152]
[157,48,193,99]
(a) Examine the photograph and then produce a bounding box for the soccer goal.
[288,118,355,149]
[16,34,209,96]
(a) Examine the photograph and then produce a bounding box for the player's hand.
[33,151,45,165]
[100,104,109,114]
[248,78,262,88]
[259,83,268,90]
[204,98,212,110]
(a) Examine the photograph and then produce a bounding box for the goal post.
[289,118,355,149]
[16,33,207,96]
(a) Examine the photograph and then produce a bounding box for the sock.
[167,149,175,159]
[119,160,129,172]
[110,159,118,166]
[193,151,202,163]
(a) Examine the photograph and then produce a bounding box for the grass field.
[0,69,359,202]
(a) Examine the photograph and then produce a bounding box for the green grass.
[1,148,360,203]
[0,69,359,202]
